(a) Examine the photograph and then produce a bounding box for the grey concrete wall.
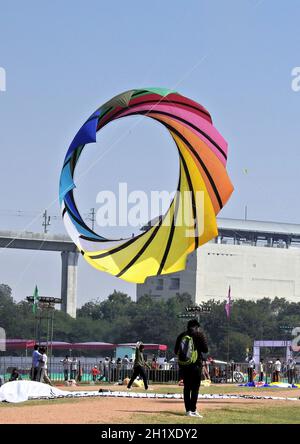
[136,251,197,301]
[61,251,79,318]
[195,243,300,303]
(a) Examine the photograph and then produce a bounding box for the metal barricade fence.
[0,357,181,384]
[3,357,297,385]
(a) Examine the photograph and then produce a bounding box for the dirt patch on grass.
[0,384,299,424]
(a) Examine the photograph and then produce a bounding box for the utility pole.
[87,208,96,231]
[42,210,51,233]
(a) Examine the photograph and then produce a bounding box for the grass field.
[0,383,299,424]
[135,404,300,424]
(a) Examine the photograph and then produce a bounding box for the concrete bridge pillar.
[61,251,79,318]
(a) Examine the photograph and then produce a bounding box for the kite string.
[1,0,263,246]
[0,0,266,291]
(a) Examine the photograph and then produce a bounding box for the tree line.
[0,283,299,361]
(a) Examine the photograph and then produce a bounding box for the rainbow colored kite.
[59,88,233,283]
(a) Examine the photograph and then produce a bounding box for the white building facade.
[136,218,300,303]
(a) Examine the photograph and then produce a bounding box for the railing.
[1,357,298,385]
[0,358,181,384]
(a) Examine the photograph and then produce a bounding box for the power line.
[86,207,96,231]
[42,210,51,234]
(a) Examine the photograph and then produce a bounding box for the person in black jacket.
[174,319,208,417]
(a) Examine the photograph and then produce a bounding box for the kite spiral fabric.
[59,88,233,283]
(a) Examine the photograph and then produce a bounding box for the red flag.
[225,285,231,319]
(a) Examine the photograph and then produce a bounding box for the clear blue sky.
[0,0,300,305]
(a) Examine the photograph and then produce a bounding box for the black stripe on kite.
[151,118,224,210]
[115,221,163,278]
[123,109,227,162]
[114,171,182,277]
[177,147,199,249]
[86,227,151,254]
[64,199,102,239]
[157,174,182,275]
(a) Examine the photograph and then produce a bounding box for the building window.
[156,279,164,291]
[169,278,180,290]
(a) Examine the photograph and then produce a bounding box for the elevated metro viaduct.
[3,218,300,318]
[0,230,79,318]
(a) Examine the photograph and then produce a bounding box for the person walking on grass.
[127,342,151,390]
[174,319,208,418]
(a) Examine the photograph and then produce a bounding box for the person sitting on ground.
[9,367,21,381]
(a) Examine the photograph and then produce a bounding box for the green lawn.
[135,404,300,424]
[1,383,299,424]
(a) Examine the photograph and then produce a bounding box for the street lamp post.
[26,296,62,375]
[177,304,211,324]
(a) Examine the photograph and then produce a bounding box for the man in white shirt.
[121,355,130,380]
[38,347,52,385]
[60,355,72,381]
[274,358,281,382]
[70,357,78,380]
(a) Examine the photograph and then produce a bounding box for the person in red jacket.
[91,365,100,382]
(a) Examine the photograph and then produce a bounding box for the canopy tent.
[4,340,114,351]
[4,339,38,350]
[70,342,115,350]
[4,340,167,352]
[117,343,167,351]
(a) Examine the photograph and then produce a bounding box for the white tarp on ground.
[0,381,299,403]
[0,381,70,403]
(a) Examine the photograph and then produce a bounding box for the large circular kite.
[59,88,233,283]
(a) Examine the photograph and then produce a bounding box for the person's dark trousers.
[64,370,69,381]
[71,370,76,380]
[127,365,148,389]
[288,370,294,384]
[181,365,202,413]
[259,372,264,382]
[31,367,38,381]
[248,368,253,382]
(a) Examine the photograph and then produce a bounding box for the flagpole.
[227,314,230,364]
[225,285,231,381]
